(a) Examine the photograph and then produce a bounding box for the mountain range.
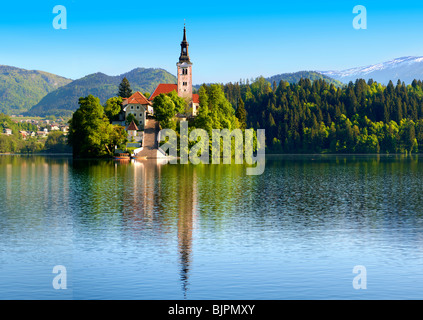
[265,71,343,87]
[3,56,423,117]
[320,56,423,85]
[27,68,177,117]
[0,65,72,115]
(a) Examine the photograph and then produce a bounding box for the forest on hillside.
[223,77,423,153]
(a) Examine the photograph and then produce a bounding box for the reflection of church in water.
[117,159,197,298]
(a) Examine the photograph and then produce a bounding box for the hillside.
[27,68,177,117]
[266,71,344,87]
[0,65,72,115]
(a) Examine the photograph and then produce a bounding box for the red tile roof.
[149,84,178,101]
[123,92,152,106]
[192,93,199,104]
[149,84,200,105]
[127,120,138,131]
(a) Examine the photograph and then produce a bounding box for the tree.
[45,131,71,153]
[194,104,213,135]
[167,90,187,114]
[68,95,127,157]
[104,96,123,121]
[153,94,178,129]
[235,97,247,129]
[118,77,132,98]
[153,91,186,129]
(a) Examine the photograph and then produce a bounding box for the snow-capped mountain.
[320,56,423,85]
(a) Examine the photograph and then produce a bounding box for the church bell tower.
[177,26,193,100]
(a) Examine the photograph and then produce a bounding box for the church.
[149,26,199,116]
[119,26,199,131]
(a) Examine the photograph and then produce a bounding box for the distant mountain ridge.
[27,68,177,117]
[0,65,72,115]
[193,71,343,90]
[321,56,423,85]
[8,55,423,117]
[265,71,344,87]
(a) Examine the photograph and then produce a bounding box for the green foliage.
[104,96,123,121]
[0,65,72,115]
[0,113,37,134]
[20,137,44,153]
[0,113,72,154]
[194,84,239,134]
[118,77,133,98]
[44,131,72,153]
[235,98,247,129]
[68,95,128,157]
[153,91,186,129]
[222,77,423,154]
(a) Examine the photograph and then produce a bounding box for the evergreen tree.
[235,98,247,129]
[118,77,133,98]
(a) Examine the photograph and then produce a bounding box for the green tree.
[153,91,186,129]
[118,77,132,98]
[45,131,71,153]
[153,94,177,129]
[68,95,127,157]
[104,96,123,121]
[235,97,247,129]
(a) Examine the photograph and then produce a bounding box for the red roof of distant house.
[149,84,178,101]
[192,93,199,104]
[123,92,152,106]
[127,120,138,131]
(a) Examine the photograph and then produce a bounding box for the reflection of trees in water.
[67,156,423,297]
[5,155,423,297]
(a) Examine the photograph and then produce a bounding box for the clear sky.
[1,0,423,84]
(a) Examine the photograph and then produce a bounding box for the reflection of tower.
[177,167,197,299]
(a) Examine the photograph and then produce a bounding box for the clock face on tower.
[183,48,187,53]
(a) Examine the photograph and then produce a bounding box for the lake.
[0,154,422,299]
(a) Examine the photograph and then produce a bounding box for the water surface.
[0,154,422,299]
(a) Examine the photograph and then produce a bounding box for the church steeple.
[179,26,190,63]
[177,24,193,100]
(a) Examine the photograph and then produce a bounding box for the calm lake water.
[0,154,423,299]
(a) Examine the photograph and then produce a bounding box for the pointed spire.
[179,23,190,63]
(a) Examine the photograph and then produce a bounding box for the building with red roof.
[122,91,152,130]
[149,84,178,101]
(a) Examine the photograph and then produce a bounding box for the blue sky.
[1,1,423,84]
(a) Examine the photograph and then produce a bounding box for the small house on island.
[122,91,152,130]
[127,120,142,142]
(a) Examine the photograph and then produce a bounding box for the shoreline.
[1,153,421,157]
